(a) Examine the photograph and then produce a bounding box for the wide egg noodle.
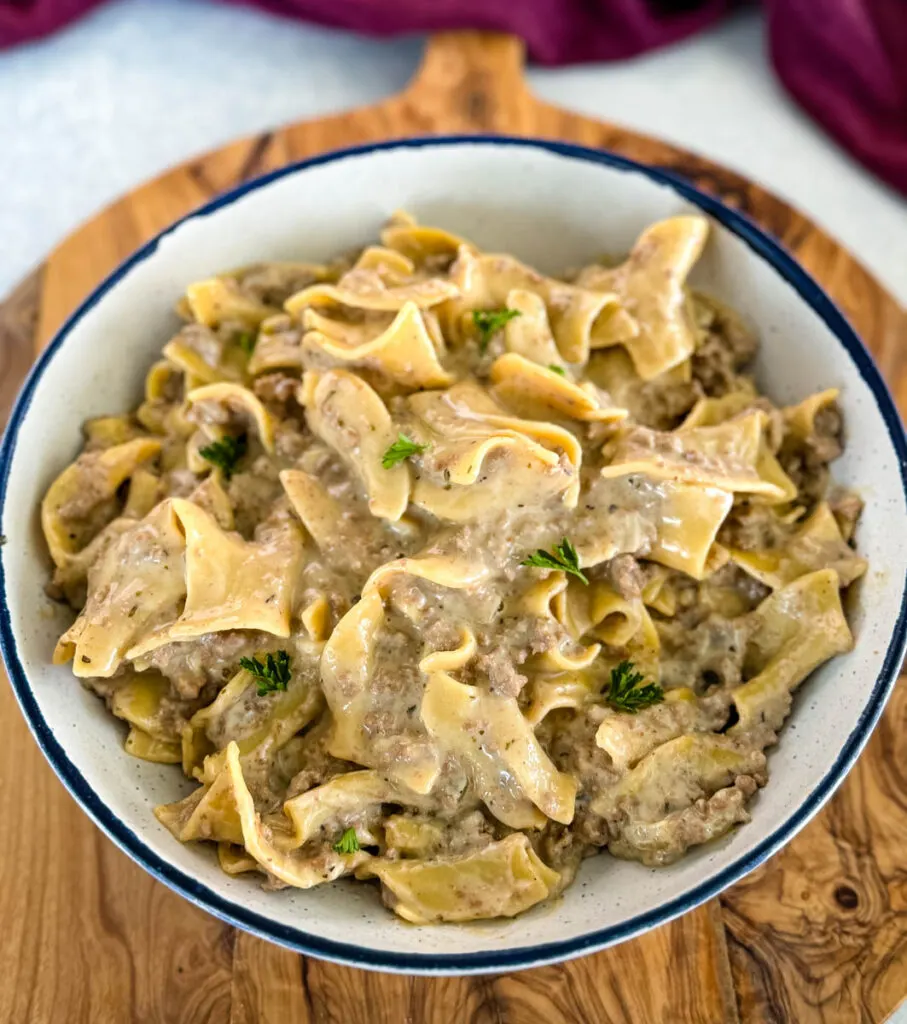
[319,556,486,795]
[421,670,577,828]
[502,288,566,368]
[679,394,798,505]
[490,352,628,424]
[186,382,276,455]
[300,300,453,389]
[54,500,187,678]
[108,671,184,748]
[442,247,623,362]
[361,834,560,924]
[729,569,853,735]
[594,688,728,771]
[278,467,357,551]
[124,728,182,764]
[405,382,581,519]
[299,368,409,521]
[185,276,279,328]
[181,656,324,792]
[281,770,431,850]
[729,501,867,589]
[591,734,766,823]
[224,742,370,888]
[784,387,840,441]
[162,336,244,388]
[601,411,788,500]
[41,437,162,567]
[350,244,417,283]
[285,273,458,316]
[598,732,768,867]
[279,467,414,578]
[648,481,734,580]
[126,499,303,658]
[156,755,246,844]
[555,578,653,648]
[570,474,732,582]
[379,220,471,263]
[509,573,601,674]
[523,671,601,727]
[576,215,709,379]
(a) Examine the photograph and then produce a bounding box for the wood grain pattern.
[724,676,907,1024]
[1,29,906,1024]
[0,676,235,1023]
[0,268,42,424]
[227,901,737,1024]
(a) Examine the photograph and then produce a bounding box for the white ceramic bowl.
[2,137,906,974]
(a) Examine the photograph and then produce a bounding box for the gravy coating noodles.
[42,213,866,924]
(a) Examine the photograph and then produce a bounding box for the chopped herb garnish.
[473,307,521,353]
[236,330,257,356]
[240,650,292,696]
[522,537,588,585]
[605,660,664,714]
[382,433,429,469]
[333,827,360,855]
[199,433,247,479]
[548,364,566,376]
[0,534,6,547]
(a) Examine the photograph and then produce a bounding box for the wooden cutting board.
[1,31,906,1024]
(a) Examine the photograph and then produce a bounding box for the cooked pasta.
[41,212,865,924]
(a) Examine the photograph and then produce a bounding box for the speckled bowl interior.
[1,138,905,974]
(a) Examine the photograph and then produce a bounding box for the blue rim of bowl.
[1,134,906,975]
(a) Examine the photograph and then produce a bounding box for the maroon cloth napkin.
[2,0,905,196]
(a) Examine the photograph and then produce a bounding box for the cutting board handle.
[401,31,531,131]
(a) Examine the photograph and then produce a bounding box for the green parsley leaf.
[473,307,521,353]
[240,650,292,696]
[199,433,247,479]
[605,660,664,714]
[522,537,589,585]
[382,433,429,469]
[548,364,566,376]
[333,827,360,855]
[236,330,257,357]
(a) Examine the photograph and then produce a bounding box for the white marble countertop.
[2,0,906,308]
